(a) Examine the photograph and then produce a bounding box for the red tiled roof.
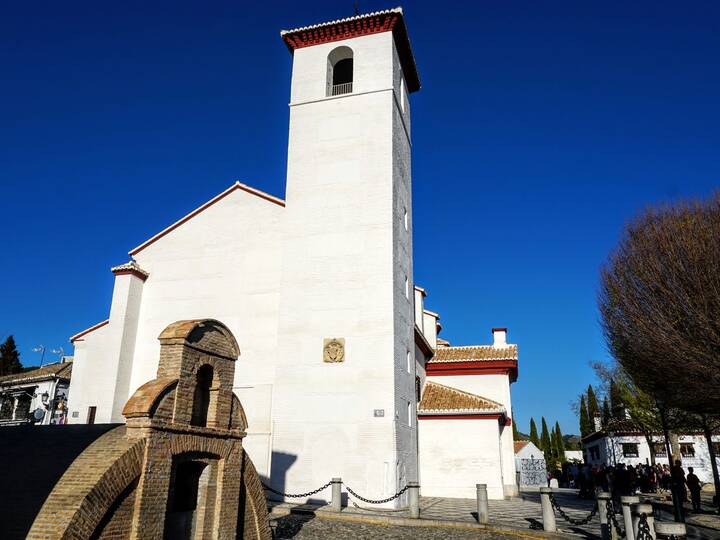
[429,344,518,364]
[418,381,505,415]
[0,362,72,386]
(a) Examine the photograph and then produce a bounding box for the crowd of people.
[554,460,705,513]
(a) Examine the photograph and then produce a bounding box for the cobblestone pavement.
[271,514,542,539]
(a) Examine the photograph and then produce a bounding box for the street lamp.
[51,347,64,361]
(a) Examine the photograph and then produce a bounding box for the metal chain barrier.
[606,499,626,538]
[549,492,599,526]
[636,513,653,540]
[261,480,332,498]
[344,483,409,505]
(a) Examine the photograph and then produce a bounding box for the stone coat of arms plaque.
[323,338,345,363]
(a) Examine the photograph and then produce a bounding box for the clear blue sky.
[2,1,719,435]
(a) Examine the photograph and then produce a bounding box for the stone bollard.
[408,481,420,519]
[631,503,655,540]
[621,495,640,540]
[330,478,342,512]
[476,484,489,524]
[539,487,556,532]
[597,492,612,540]
[654,521,687,540]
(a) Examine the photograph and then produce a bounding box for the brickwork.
[26,319,270,540]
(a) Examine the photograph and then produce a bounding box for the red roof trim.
[418,413,505,421]
[128,182,285,256]
[70,320,109,343]
[426,360,518,382]
[281,10,420,93]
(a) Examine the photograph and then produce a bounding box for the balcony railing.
[329,82,353,96]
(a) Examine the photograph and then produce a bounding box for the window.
[406,350,412,373]
[87,406,97,425]
[405,277,409,299]
[589,446,600,460]
[713,442,720,456]
[191,364,213,427]
[400,78,406,112]
[407,401,412,427]
[652,443,667,457]
[622,443,639,458]
[403,208,408,231]
[327,46,353,96]
[680,443,695,458]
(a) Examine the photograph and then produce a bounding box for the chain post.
[408,481,420,518]
[476,483,489,524]
[632,504,655,540]
[540,487,557,532]
[598,491,612,540]
[330,477,342,512]
[621,495,640,540]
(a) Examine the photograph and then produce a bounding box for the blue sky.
[2,1,719,434]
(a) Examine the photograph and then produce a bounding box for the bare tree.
[599,194,720,505]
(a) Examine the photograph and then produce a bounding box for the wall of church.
[68,326,112,423]
[418,418,505,499]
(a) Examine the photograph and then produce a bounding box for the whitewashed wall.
[419,418,505,499]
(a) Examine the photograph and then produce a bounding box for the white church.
[67,7,520,503]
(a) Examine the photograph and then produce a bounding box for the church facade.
[67,7,519,503]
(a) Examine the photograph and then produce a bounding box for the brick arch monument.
[28,319,271,540]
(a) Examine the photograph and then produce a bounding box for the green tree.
[529,418,539,447]
[0,336,22,376]
[609,379,622,415]
[512,417,520,440]
[579,395,592,437]
[587,385,600,430]
[540,417,552,458]
[554,421,566,462]
[602,396,611,427]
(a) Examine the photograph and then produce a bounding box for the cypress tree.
[0,336,22,376]
[529,418,539,447]
[554,421,566,462]
[609,379,622,416]
[579,395,591,437]
[540,417,552,457]
[587,385,600,426]
[512,417,520,440]
[602,396,611,427]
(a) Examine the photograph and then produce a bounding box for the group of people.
[565,461,704,513]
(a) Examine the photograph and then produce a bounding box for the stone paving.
[269,489,720,539]
[270,514,545,539]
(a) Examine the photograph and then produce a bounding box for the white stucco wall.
[419,418,505,499]
[271,31,415,505]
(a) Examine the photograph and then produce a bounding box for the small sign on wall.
[374,409,385,417]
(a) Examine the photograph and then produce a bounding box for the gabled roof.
[129,182,284,256]
[70,320,109,343]
[0,362,72,386]
[418,381,505,415]
[429,344,518,363]
[514,440,529,454]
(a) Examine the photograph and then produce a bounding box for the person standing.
[686,467,702,513]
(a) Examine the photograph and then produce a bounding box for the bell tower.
[272,8,421,504]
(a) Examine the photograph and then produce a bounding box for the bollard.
[631,503,655,540]
[408,481,420,518]
[476,484,489,524]
[597,492,612,540]
[330,477,342,512]
[621,495,639,540]
[539,487,556,532]
[654,521,687,540]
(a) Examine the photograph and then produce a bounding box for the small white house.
[514,441,547,487]
[0,361,72,426]
[564,450,583,463]
[582,418,720,483]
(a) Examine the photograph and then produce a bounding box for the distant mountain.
[563,434,582,450]
[516,430,530,441]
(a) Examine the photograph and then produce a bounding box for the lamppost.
[51,347,64,361]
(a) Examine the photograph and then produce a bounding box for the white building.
[66,7,518,502]
[514,440,547,487]
[0,361,72,426]
[582,418,720,484]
